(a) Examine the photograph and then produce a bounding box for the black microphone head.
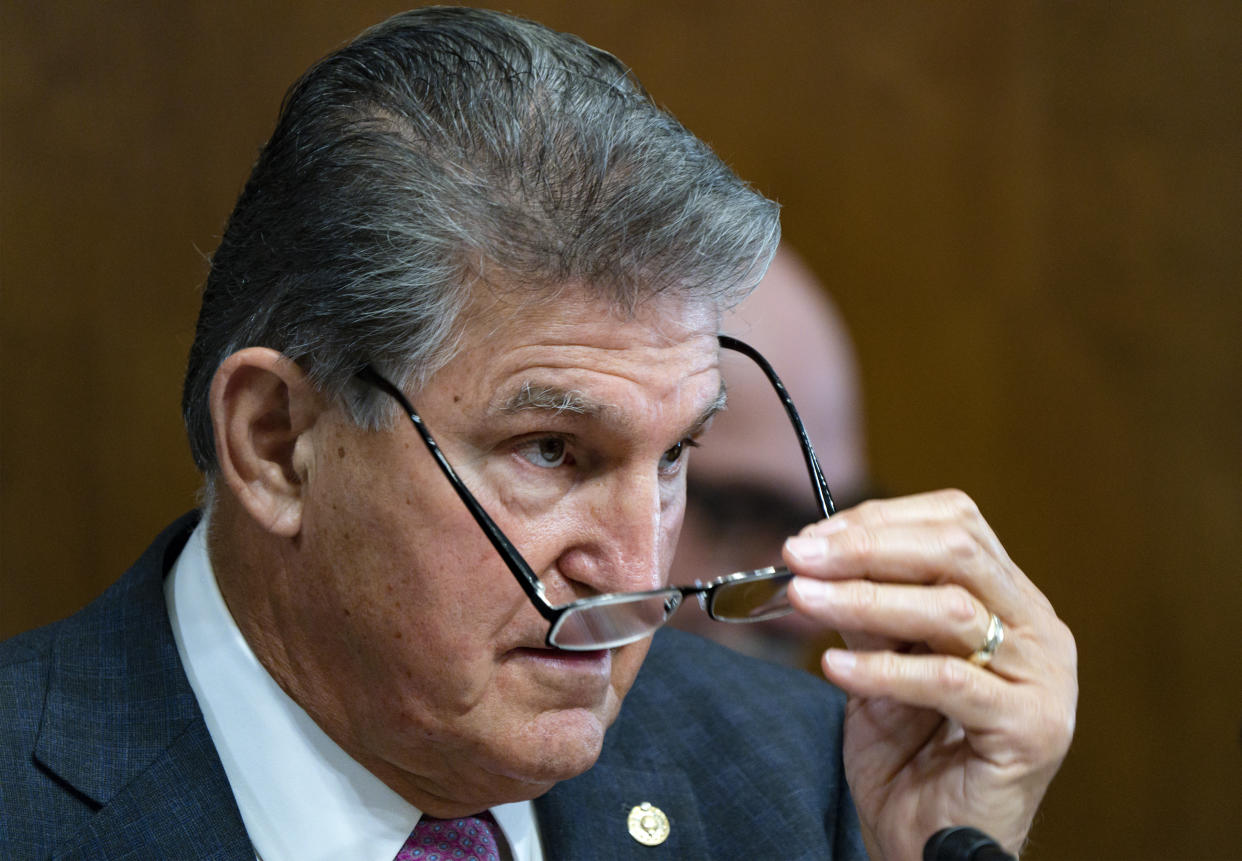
[924,826,1016,861]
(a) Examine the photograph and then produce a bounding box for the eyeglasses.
[357,335,836,651]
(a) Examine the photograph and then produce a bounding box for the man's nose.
[557,468,668,597]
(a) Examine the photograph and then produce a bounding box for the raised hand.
[785,490,1077,860]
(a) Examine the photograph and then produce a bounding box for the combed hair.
[182,6,781,476]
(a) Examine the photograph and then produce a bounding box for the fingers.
[821,649,1009,734]
[782,489,1075,687]
[783,490,1048,624]
[806,489,1015,570]
[785,523,1029,623]
[789,577,990,660]
[822,647,1077,764]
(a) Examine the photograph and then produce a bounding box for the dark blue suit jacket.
[1,514,864,859]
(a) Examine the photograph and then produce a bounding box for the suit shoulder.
[1,621,58,732]
[0,622,56,670]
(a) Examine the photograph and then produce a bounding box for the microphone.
[923,827,1016,861]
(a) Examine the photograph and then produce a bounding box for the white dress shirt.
[165,521,544,861]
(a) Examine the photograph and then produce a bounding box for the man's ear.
[209,348,325,538]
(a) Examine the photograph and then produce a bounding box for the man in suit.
[1,8,1076,859]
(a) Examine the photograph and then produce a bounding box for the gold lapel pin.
[627,801,670,846]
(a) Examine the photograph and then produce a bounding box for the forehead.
[427,287,722,419]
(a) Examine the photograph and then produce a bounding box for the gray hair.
[182,6,780,478]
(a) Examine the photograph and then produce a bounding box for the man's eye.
[519,437,571,468]
[659,439,696,472]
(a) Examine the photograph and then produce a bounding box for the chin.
[362,709,611,815]
[489,704,614,789]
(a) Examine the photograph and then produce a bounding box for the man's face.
[280,288,721,813]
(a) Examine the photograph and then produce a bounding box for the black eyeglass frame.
[356,334,836,650]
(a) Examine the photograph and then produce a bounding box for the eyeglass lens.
[707,568,795,623]
[550,592,684,650]
[548,567,797,650]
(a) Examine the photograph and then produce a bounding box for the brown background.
[3,2,1239,857]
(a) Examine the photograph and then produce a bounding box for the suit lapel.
[51,721,252,860]
[34,514,252,859]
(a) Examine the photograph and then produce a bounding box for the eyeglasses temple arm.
[356,367,559,622]
[717,335,837,519]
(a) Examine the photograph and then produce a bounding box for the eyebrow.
[500,383,611,417]
[497,381,728,438]
[687,384,729,437]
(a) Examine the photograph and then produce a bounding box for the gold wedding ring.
[969,613,1005,667]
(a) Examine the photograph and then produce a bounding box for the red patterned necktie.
[396,811,503,861]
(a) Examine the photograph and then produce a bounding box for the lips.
[511,646,611,668]
[505,644,611,682]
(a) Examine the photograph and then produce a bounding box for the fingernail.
[789,576,834,604]
[785,536,828,563]
[824,649,856,673]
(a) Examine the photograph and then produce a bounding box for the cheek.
[303,464,510,679]
[337,568,510,751]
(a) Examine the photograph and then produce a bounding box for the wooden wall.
[3,2,1239,856]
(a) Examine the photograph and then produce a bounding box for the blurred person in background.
[670,243,871,671]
